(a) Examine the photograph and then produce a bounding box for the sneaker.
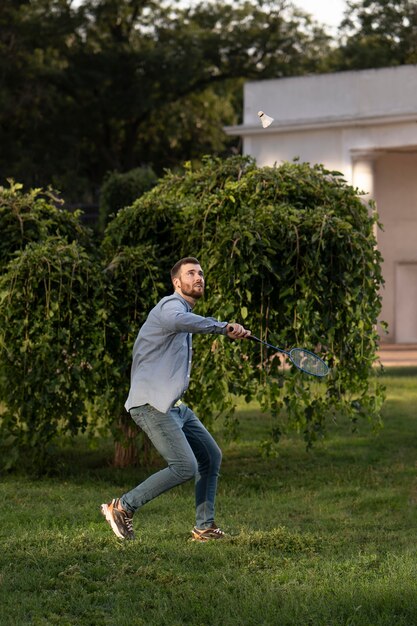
[100,498,135,540]
[191,523,226,542]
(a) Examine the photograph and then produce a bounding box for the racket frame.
[247,335,329,377]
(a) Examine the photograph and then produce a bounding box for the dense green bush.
[102,156,257,286]
[0,181,92,272]
[0,157,385,469]
[98,166,158,233]
[0,239,103,470]
[104,156,385,447]
[95,244,163,423]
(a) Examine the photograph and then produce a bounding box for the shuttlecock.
[257,110,274,128]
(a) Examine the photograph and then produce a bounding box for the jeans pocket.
[129,404,151,428]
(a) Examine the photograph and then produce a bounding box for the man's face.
[175,263,205,300]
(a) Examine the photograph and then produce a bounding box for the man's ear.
[173,277,180,289]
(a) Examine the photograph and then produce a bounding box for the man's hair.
[170,257,200,282]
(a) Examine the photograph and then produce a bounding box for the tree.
[103,155,385,451]
[0,238,102,471]
[332,0,417,69]
[0,0,331,201]
[0,156,385,471]
[0,180,92,273]
[0,1,88,195]
[0,181,161,471]
[97,244,164,467]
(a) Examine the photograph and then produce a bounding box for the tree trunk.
[112,411,156,468]
[113,411,139,468]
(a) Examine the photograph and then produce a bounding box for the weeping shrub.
[0,180,92,273]
[0,238,103,470]
[0,156,385,470]
[103,156,385,449]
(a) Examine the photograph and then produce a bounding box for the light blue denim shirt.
[125,293,228,414]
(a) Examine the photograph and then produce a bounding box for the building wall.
[241,66,417,129]
[242,120,417,189]
[243,128,345,176]
[375,152,417,342]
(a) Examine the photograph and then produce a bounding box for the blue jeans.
[120,403,222,530]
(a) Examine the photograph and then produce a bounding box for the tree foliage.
[0,157,386,470]
[103,156,385,450]
[97,244,164,423]
[0,0,331,201]
[0,180,92,272]
[98,166,158,233]
[333,0,417,69]
[0,238,102,471]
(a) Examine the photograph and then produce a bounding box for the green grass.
[1,370,417,625]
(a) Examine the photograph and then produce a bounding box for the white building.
[225,65,417,344]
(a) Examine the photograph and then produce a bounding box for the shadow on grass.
[381,365,417,377]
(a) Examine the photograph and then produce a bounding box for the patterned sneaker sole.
[191,534,210,542]
[191,531,225,542]
[100,503,125,539]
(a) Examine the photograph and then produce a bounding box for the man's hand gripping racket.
[227,325,329,378]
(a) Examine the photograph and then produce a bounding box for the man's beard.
[181,283,204,299]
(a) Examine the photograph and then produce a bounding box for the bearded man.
[101,257,250,542]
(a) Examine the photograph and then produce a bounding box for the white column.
[351,151,377,201]
[351,150,381,249]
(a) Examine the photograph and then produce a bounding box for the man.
[101,257,251,541]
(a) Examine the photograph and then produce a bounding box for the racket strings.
[289,348,328,377]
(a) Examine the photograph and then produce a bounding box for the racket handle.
[227,325,259,342]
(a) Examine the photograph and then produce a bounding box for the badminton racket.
[230,328,329,377]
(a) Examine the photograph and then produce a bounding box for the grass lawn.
[1,369,417,625]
